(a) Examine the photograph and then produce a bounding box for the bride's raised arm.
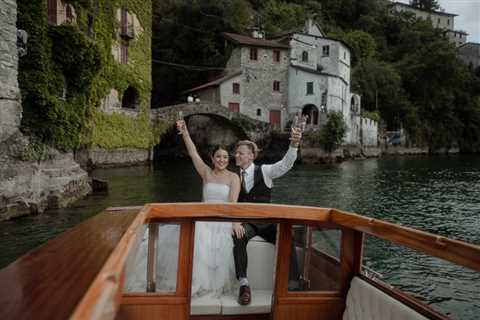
[176,120,209,180]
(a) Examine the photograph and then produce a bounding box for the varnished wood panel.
[274,300,344,320]
[116,304,187,320]
[147,203,331,222]
[190,315,270,320]
[0,207,141,320]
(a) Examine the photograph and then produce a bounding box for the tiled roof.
[183,70,242,93]
[223,32,290,49]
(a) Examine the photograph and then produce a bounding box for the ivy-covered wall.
[17,0,161,152]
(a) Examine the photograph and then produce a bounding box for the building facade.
[389,1,468,47]
[186,21,377,147]
[458,42,480,70]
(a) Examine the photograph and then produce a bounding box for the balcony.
[120,23,134,40]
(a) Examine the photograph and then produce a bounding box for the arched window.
[122,86,140,109]
[302,51,308,62]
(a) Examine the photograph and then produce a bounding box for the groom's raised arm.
[262,127,302,181]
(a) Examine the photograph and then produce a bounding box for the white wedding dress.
[191,183,236,297]
[124,183,236,298]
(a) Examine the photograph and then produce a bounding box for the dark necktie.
[241,170,247,192]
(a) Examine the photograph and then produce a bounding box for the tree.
[319,111,347,152]
[410,0,440,11]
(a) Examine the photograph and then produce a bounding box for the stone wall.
[0,0,22,142]
[0,0,90,221]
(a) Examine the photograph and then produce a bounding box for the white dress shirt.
[241,146,298,192]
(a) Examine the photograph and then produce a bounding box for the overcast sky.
[397,0,480,43]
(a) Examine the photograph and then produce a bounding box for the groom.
[232,127,302,305]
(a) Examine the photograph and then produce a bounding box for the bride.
[176,119,240,297]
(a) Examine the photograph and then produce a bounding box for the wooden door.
[270,110,281,125]
[228,102,240,113]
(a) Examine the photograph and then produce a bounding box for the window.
[306,82,314,95]
[322,45,330,57]
[437,18,440,25]
[302,51,308,62]
[120,41,129,64]
[344,51,346,59]
[66,5,73,22]
[321,90,327,106]
[447,19,450,25]
[250,47,258,60]
[273,81,280,92]
[124,223,181,293]
[256,109,261,116]
[273,50,280,62]
[47,0,57,25]
[288,225,343,292]
[232,83,240,94]
[121,7,128,35]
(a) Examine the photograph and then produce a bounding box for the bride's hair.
[210,145,229,157]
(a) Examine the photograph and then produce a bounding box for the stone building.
[0,0,90,221]
[458,42,480,70]
[186,21,377,148]
[389,1,468,47]
[185,32,290,128]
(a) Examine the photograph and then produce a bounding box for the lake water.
[1,155,479,319]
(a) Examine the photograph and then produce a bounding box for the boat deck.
[0,207,141,320]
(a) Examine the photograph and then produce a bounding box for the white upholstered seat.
[343,277,429,320]
[190,236,275,315]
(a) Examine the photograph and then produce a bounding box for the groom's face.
[235,145,254,169]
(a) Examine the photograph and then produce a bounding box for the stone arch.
[302,104,319,126]
[154,112,250,162]
[121,86,139,109]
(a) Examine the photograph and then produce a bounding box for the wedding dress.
[191,183,236,297]
[124,183,236,298]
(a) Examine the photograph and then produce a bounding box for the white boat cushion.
[343,277,429,320]
[190,293,221,315]
[221,289,273,315]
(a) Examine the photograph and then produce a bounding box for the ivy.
[17,0,162,152]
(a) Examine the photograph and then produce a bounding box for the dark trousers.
[232,223,299,281]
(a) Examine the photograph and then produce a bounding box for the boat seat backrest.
[342,277,429,320]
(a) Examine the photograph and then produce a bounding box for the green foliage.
[410,0,440,11]
[305,112,347,152]
[91,111,165,149]
[18,0,158,151]
[361,111,380,122]
[332,30,377,66]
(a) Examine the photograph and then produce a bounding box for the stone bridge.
[151,103,271,143]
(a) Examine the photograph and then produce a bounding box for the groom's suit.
[233,147,300,282]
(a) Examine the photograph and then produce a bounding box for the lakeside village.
[1,0,479,220]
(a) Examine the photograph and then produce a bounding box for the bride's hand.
[176,120,187,135]
[232,222,245,238]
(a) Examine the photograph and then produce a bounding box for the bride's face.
[211,149,229,170]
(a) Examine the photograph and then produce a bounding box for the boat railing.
[63,203,480,320]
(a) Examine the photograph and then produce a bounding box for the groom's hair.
[235,140,259,159]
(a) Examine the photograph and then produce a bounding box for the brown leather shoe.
[238,285,251,305]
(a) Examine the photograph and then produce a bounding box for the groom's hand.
[232,222,246,238]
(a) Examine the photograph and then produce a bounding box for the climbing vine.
[17,0,163,152]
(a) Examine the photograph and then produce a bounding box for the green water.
[1,155,479,319]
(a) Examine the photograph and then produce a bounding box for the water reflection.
[0,155,479,319]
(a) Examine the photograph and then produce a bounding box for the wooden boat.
[0,203,479,320]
